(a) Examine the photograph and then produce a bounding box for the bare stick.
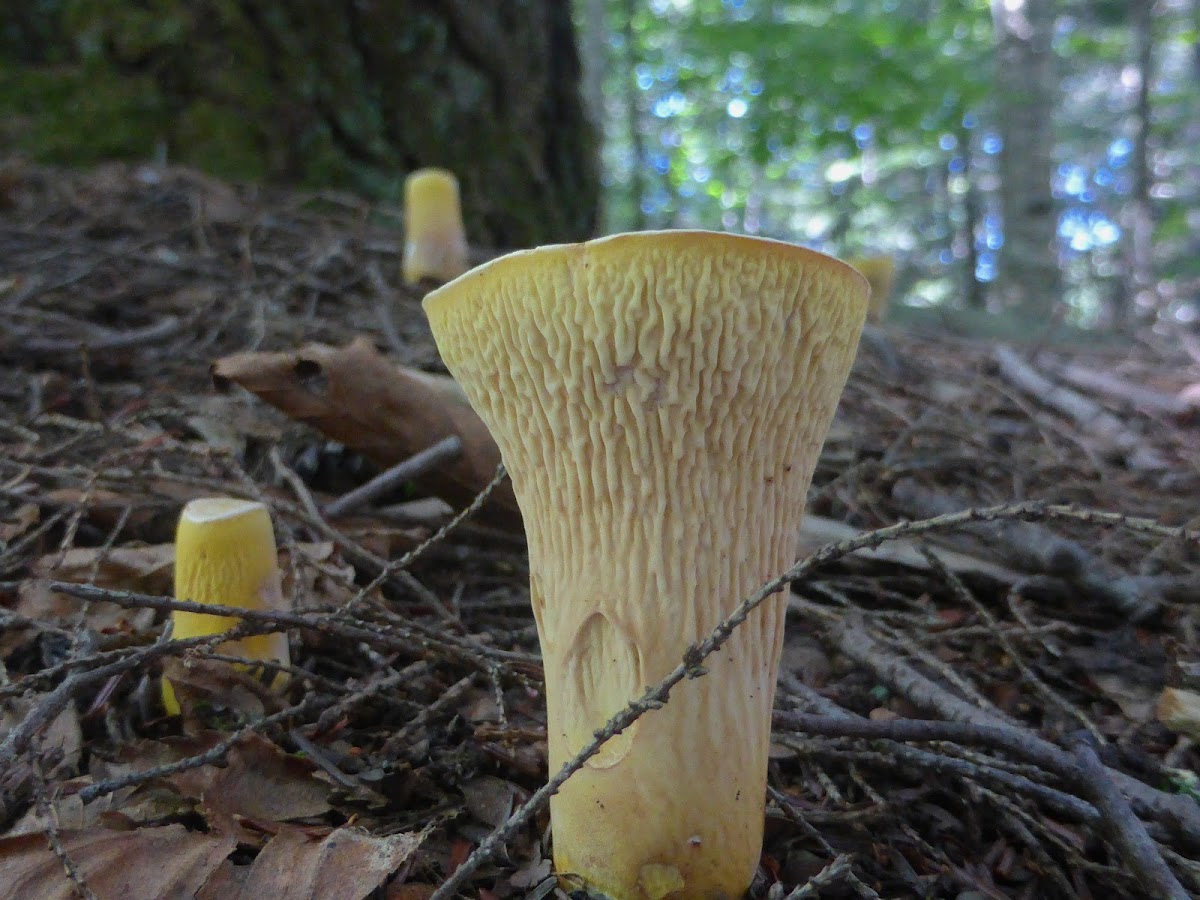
[1048,359,1195,418]
[785,855,857,899]
[323,435,464,519]
[1070,739,1189,900]
[774,711,1092,789]
[379,674,477,757]
[18,315,187,356]
[826,619,1200,842]
[994,345,1166,470]
[0,638,172,766]
[893,478,1172,621]
[46,580,539,667]
[311,660,428,735]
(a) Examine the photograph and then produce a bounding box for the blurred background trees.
[2,0,1198,332]
[585,0,1198,333]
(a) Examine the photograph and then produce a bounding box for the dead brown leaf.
[169,733,331,825]
[16,543,176,633]
[161,657,286,720]
[281,540,362,610]
[196,824,422,900]
[0,701,82,780]
[9,778,194,837]
[41,544,174,588]
[1091,672,1158,723]
[0,823,236,900]
[460,775,518,829]
[43,487,168,534]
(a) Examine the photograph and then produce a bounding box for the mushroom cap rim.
[422,229,870,318]
[180,497,267,524]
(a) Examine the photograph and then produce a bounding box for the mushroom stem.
[424,231,866,900]
[163,497,290,715]
[402,168,470,285]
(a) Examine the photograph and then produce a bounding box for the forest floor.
[1,159,1199,900]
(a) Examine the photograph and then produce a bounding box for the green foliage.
[0,58,166,165]
[589,0,1200,330]
[680,0,991,154]
[605,0,995,253]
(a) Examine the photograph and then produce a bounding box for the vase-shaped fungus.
[402,168,470,285]
[846,255,895,323]
[163,497,290,715]
[423,231,866,899]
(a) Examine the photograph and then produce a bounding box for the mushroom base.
[543,595,787,900]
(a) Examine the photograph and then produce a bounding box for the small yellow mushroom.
[847,255,896,323]
[162,497,290,716]
[402,168,470,285]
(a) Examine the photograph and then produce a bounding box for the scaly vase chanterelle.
[423,231,867,900]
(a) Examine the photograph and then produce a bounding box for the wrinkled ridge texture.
[425,232,866,899]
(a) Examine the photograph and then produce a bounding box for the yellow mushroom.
[402,168,470,285]
[424,230,867,899]
[162,497,290,716]
[846,255,896,323]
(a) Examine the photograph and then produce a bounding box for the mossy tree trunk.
[0,0,599,247]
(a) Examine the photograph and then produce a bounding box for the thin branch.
[1070,738,1189,900]
[45,580,538,668]
[78,697,317,802]
[822,621,1200,842]
[323,435,464,519]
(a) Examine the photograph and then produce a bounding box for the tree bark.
[0,0,599,249]
[577,0,609,135]
[1121,0,1155,332]
[990,0,1062,316]
[959,128,986,310]
[621,0,648,230]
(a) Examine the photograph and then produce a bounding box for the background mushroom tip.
[423,230,867,899]
[402,168,471,286]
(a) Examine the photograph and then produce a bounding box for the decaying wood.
[1045,359,1198,420]
[212,337,520,528]
[994,345,1167,470]
[891,478,1178,622]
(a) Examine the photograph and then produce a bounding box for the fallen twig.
[1046,358,1196,419]
[323,435,464,519]
[892,478,1179,621]
[994,345,1167,470]
[825,617,1200,843]
[45,580,539,667]
[78,696,318,803]
[1070,738,1189,900]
